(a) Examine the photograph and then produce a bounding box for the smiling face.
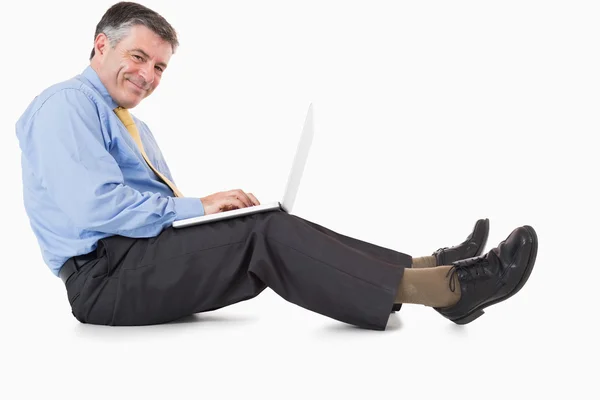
[91,24,173,109]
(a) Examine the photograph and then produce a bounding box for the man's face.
[92,24,173,108]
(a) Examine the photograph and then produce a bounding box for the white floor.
[2,214,596,399]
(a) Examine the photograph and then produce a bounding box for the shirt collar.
[79,65,119,110]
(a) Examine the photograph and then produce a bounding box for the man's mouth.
[126,79,147,92]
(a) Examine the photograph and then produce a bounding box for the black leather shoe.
[391,218,490,314]
[434,225,538,325]
[433,218,490,266]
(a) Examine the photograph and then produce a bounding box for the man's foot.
[434,225,538,324]
[433,218,490,266]
[391,218,490,313]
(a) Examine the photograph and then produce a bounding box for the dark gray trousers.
[63,210,411,330]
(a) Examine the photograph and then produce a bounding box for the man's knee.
[254,210,295,235]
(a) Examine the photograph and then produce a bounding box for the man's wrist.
[173,197,205,220]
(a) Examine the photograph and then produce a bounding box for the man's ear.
[94,33,109,58]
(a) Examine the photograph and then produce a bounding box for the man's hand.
[200,189,261,215]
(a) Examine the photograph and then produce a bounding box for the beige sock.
[411,256,437,268]
[395,266,461,307]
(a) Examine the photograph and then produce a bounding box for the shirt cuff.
[172,197,205,220]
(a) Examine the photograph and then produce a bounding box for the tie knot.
[114,106,135,127]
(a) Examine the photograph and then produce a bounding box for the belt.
[59,252,98,285]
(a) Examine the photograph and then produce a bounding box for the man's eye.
[133,55,143,61]
[155,66,163,72]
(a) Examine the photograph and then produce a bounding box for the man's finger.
[248,193,260,206]
[232,189,253,207]
[231,197,247,209]
[221,197,245,212]
[225,190,244,206]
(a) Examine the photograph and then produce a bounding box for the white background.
[1,0,599,398]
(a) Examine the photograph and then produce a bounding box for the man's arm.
[21,88,204,237]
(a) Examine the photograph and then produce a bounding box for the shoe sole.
[452,225,538,325]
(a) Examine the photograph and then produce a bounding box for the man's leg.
[392,218,489,312]
[293,217,411,266]
[296,217,489,270]
[65,210,410,330]
[394,225,538,324]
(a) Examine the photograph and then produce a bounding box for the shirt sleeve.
[21,88,204,238]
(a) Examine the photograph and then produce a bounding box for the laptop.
[172,103,315,228]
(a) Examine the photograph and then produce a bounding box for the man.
[15,2,537,330]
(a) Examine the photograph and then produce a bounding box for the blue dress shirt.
[16,66,205,276]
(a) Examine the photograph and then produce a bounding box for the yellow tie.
[114,107,184,197]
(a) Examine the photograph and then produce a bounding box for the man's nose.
[138,64,155,86]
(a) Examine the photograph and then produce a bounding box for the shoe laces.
[446,258,490,292]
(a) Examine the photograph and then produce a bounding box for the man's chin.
[118,95,143,109]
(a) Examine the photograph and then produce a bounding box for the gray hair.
[89,2,179,60]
